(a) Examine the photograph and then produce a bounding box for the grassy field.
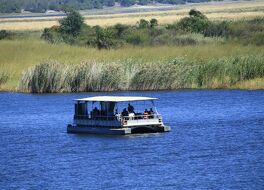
[0,0,264,30]
[0,38,264,91]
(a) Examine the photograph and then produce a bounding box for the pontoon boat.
[67,96,170,135]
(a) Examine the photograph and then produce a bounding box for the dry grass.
[1,0,264,30]
[231,78,264,89]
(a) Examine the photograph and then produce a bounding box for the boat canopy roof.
[75,96,158,102]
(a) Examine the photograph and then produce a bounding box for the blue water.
[0,90,263,189]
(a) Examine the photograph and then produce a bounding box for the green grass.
[0,38,264,91]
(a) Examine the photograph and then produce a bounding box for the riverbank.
[0,39,264,92]
[0,38,264,93]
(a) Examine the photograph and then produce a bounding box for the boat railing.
[74,114,118,120]
[121,114,162,121]
[74,113,162,121]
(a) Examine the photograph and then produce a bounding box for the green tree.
[105,0,115,6]
[120,0,136,7]
[177,9,210,33]
[139,0,150,5]
[0,0,21,13]
[150,18,158,28]
[59,8,84,37]
[0,0,217,13]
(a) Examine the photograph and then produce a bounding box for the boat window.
[87,101,117,120]
[75,102,88,116]
[100,102,116,117]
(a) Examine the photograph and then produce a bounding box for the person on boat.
[143,109,149,119]
[92,107,99,119]
[148,108,154,118]
[128,103,135,113]
[115,109,121,120]
[122,108,129,117]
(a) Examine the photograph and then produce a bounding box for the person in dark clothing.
[122,108,129,117]
[148,108,154,118]
[92,107,99,118]
[128,103,135,113]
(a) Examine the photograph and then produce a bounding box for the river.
[0,90,263,189]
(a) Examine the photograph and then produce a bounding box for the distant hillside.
[0,0,224,13]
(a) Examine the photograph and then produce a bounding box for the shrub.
[113,23,129,38]
[152,33,196,45]
[93,26,117,49]
[177,16,210,33]
[189,9,207,19]
[249,32,264,46]
[0,30,11,40]
[204,21,230,37]
[150,18,158,28]
[125,29,151,45]
[41,27,62,44]
[138,19,150,29]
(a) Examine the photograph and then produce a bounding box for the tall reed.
[18,55,264,93]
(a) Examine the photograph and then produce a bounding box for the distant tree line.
[0,0,223,13]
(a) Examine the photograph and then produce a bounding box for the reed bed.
[3,38,264,90]
[19,56,264,93]
[1,39,264,91]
